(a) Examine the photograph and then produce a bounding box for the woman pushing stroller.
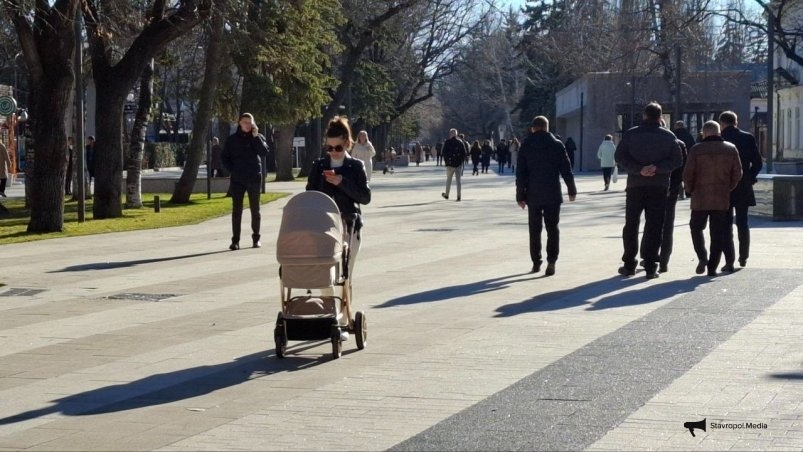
[306,117,372,277]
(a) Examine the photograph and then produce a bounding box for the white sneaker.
[339,331,350,342]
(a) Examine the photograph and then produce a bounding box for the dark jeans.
[659,186,681,267]
[230,180,262,243]
[722,205,750,264]
[602,167,613,186]
[622,186,668,271]
[0,178,6,193]
[690,210,728,272]
[528,204,561,264]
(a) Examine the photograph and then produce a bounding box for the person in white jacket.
[352,130,376,182]
[597,134,617,190]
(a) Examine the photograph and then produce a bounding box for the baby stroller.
[274,191,367,359]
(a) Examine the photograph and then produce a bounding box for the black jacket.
[221,129,269,185]
[721,125,762,207]
[674,127,696,151]
[442,137,467,168]
[669,138,688,191]
[615,121,683,189]
[516,131,577,206]
[306,155,371,216]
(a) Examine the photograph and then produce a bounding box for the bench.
[753,174,803,220]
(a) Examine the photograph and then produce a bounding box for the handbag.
[612,165,619,183]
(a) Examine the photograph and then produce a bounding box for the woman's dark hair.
[325,116,354,149]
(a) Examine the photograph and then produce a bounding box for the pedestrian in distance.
[496,139,508,174]
[352,130,376,182]
[85,135,95,184]
[221,113,270,250]
[65,137,74,196]
[516,116,577,276]
[682,120,742,276]
[0,141,10,197]
[434,141,443,166]
[480,139,493,174]
[614,102,683,279]
[719,111,763,271]
[307,116,371,278]
[672,120,696,200]
[470,140,482,176]
[210,137,227,177]
[459,133,470,168]
[564,137,577,169]
[657,120,688,273]
[414,141,424,167]
[508,137,520,171]
[596,134,616,191]
[441,128,467,201]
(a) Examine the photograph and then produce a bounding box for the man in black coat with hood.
[719,111,763,270]
[516,116,577,276]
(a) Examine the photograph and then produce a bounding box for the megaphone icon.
[683,418,706,437]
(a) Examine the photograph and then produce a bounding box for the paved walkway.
[0,161,801,451]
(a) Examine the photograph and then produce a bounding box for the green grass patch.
[0,192,288,245]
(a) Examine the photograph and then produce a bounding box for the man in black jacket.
[615,103,683,279]
[719,111,763,270]
[516,116,577,276]
[222,113,269,250]
[441,128,467,201]
[657,121,688,273]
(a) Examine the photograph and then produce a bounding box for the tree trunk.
[172,7,224,204]
[92,83,127,219]
[274,123,295,181]
[125,59,154,208]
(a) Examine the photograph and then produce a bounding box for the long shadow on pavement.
[0,350,323,425]
[48,250,230,272]
[495,274,713,316]
[376,274,535,308]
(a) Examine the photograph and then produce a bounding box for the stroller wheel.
[274,313,287,359]
[355,311,367,350]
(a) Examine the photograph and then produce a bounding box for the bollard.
[154,195,161,213]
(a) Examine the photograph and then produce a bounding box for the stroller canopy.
[277,191,343,265]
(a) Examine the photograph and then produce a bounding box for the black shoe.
[545,262,556,276]
[229,242,240,251]
[253,241,262,248]
[695,259,708,275]
[659,264,668,273]
[0,192,6,197]
[531,262,541,273]
[604,185,609,191]
[707,269,717,277]
[645,271,659,280]
[739,258,747,267]
[639,260,646,268]
[721,263,735,273]
[618,266,635,277]
[441,193,448,200]
[456,196,461,202]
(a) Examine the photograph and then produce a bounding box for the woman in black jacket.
[307,116,371,277]
[470,141,482,175]
[221,113,269,250]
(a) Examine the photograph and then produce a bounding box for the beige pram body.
[274,191,366,359]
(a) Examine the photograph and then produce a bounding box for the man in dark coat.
[672,121,695,200]
[564,137,577,169]
[615,102,683,279]
[496,139,509,174]
[516,116,577,276]
[658,122,688,273]
[221,113,269,250]
[719,111,763,270]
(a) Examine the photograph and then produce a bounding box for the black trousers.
[602,167,613,186]
[528,204,561,264]
[230,180,262,243]
[0,178,6,193]
[690,210,728,272]
[659,186,681,267]
[722,205,750,264]
[622,186,668,271]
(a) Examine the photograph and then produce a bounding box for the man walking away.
[719,111,763,271]
[516,116,577,276]
[683,121,742,276]
[596,134,616,191]
[672,121,695,200]
[615,102,683,279]
[441,128,467,201]
[434,141,443,166]
[658,122,688,273]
